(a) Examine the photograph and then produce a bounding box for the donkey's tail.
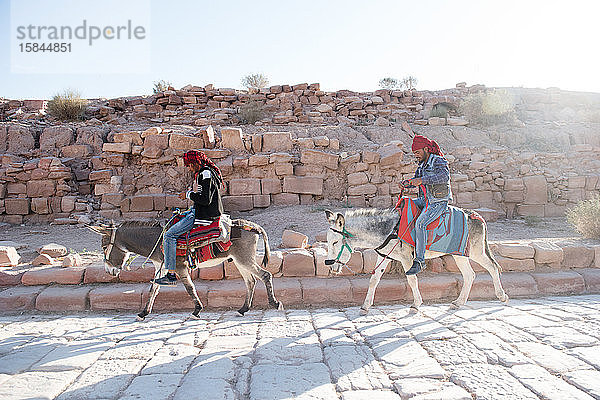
[234,219,271,268]
[478,213,503,274]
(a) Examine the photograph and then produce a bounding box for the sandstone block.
[130,195,155,212]
[252,195,270,208]
[229,178,261,195]
[38,243,68,257]
[262,132,293,152]
[495,255,535,271]
[348,172,369,186]
[300,149,339,170]
[222,195,253,211]
[27,180,55,197]
[168,133,205,150]
[62,253,83,267]
[496,243,535,259]
[523,176,547,204]
[102,142,131,153]
[33,253,54,266]
[61,144,92,158]
[348,184,377,196]
[22,266,84,285]
[560,242,594,268]
[531,271,585,295]
[302,277,353,305]
[36,285,90,311]
[261,178,282,195]
[281,230,308,249]
[0,246,21,266]
[31,197,50,214]
[272,193,299,206]
[220,127,245,151]
[282,176,323,195]
[282,249,315,277]
[89,284,143,311]
[0,286,44,311]
[378,142,404,169]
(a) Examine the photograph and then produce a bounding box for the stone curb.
[1,269,599,312]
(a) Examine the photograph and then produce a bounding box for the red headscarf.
[183,150,223,185]
[411,135,444,157]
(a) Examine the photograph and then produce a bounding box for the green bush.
[46,90,87,121]
[153,79,172,94]
[458,89,516,126]
[567,195,600,239]
[239,101,265,124]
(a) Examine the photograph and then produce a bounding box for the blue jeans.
[163,208,195,272]
[413,199,448,262]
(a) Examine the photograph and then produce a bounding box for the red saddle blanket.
[165,215,232,261]
[395,197,470,256]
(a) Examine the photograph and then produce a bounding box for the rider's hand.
[411,178,423,186]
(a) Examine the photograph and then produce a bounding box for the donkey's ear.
[87,225,108,235]
[325,209,335,224]
[335,213,345,228]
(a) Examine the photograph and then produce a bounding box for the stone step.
[0,269,599,313]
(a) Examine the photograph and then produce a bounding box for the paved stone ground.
[1,296,600,400]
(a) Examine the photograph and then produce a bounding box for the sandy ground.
[0,204,590,266]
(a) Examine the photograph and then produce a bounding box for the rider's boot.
[405,258,426,275]
[153,271,178,286]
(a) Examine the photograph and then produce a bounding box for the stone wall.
[1,120,599,225]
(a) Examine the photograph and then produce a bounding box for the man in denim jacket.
[401,135,452,275]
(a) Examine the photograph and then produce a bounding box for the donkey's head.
[324,210,353,274]
[87,223,127,276]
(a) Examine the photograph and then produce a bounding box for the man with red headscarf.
[154,150,224,285]
[401,135,452,275]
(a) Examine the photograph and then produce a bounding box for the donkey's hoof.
[359,307,369,316]
[278,302,285,311]
[237,308,248,317]
[409,305,420,313]
[136,314,146,322]
[190,313,201,320]
[450,300,464,309]
[501,294,510,304]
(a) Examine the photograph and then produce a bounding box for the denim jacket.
[414,154,453,203]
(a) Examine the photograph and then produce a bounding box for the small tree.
[378,77,398,90]
[153,79,172,94]
[241,73,269,90]
[400,75,418,90]
[567,195,600,239]
[46,90,87,121]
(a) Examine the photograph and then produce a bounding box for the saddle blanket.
[165,213,232,258]
[396,197,470,256]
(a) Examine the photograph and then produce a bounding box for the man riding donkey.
[153,150,224,286]
[400,134,452,275]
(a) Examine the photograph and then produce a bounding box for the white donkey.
[324,207,509,313]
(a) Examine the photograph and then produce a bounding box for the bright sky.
[1,0,599,99]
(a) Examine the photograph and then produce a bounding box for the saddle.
[394,197,470,256]
[165,212,233,268]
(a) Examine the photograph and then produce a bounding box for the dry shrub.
[239,101,265,124]
[459,89,516,126]
[566,194,600,239]
[47,90,87,121]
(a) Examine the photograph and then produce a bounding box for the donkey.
[324,207,509,314]
[89,219,283,320]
